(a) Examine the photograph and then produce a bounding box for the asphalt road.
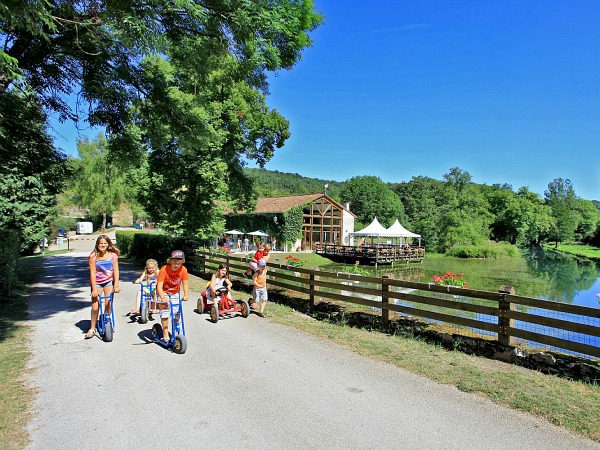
[25,236,599,449]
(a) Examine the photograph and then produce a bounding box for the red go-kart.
[198,287,250,323]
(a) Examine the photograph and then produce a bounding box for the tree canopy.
[340,176,407,229]
[0,89,69,253]
[1,0,323,238]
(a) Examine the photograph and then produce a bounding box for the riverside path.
[25,237,599,449]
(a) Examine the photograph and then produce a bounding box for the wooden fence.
[188,250,600,360]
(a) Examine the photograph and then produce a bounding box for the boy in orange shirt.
[156,250,189,341]
[252,260,268,317]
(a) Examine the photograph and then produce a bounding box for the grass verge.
[0,256,42,449]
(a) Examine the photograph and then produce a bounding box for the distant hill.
[245,168,344,201]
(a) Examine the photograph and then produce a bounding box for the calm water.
[322,247,600,308]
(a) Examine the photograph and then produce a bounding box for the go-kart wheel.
[139,301,149,324]
[197,298,203,314]
[152,323,162,339]
[240,300,250,318]
[210,305,219,323]
[173,334,188,354]
[103,320,113,342]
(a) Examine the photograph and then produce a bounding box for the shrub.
[0,229,20,303]
[445,242,520,259]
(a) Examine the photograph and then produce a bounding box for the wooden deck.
[314,244,425,266]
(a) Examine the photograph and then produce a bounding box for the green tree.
[340,176,406,229]
[68,133,145,226]
[574,198,600,242]
[393,176,446,252]
[2,0,323,237]
[0,89,69,253]
[545,178,579,246]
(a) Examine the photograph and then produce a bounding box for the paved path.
[26,248,599,449]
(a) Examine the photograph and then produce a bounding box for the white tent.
[247,230,269,237]
[225,229,245,235]
[384,220,421,238]
[350,217,388,236]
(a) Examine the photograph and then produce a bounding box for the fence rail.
[189,250,600,360]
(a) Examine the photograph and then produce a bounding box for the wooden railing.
[314,243,425,264]
[188,250,600,359]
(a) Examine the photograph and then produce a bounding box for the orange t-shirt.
[157,265,189,294]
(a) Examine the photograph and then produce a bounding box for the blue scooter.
[150,295,187,354]
[138,281,155,324]
[96,291,115,342]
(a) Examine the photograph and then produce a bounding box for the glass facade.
[302,198,343,250]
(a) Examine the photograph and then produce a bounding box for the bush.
[445,242,521,259]
[115,230,206,264]
[0,229,20,303]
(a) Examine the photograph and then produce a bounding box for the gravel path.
[25,246,599,449]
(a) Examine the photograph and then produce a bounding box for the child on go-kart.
[156,250,189,342]
[206,263,233,306]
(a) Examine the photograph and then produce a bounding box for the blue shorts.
[97,281,113,288]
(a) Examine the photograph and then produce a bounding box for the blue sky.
[51,1,600,200]
[260,0,600,200]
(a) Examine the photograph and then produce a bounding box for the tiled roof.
[230,193,355,217]
[254,193,324,213]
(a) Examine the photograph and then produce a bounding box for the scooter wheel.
[197,298,204,314]
[103,320,113,342]
[139,302,149,324]
[173,334,188,354]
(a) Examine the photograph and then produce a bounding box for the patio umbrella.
[247,230,269,237]
[224,229,245,235]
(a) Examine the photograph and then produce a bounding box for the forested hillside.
[245,167,600,254]
[245,168,344,200]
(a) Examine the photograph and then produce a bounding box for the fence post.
[498,285,515,346]
[381,274,391,328]
[309,268,317,311]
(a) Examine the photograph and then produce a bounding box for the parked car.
[57,228,67,238]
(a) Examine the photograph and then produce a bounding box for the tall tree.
[1,0,323,237]
[68,133,144,225]
[0,89,69,253]
[545,178,579,246]
[340,176,406,229]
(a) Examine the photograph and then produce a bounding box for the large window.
[302,198,343,249]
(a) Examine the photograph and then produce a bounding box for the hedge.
[0,229,20,304]
[115,231,206,265]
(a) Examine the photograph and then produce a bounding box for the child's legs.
[101,283,113,314]
[90,297,99,329]
[160,317,169,339]
[256,287,267,313]
[135,290,141,309]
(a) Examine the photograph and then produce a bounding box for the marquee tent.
[349,217,388,236]
[225,229,245,235]
[385,220,421,238]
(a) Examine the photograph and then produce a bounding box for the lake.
[323,247,600,309]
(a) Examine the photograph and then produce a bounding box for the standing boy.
[156,250,189,341]
[252,260,268,317]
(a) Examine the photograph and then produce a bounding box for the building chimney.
[343,201,350,211]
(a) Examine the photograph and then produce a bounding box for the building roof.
[231,193,356,217]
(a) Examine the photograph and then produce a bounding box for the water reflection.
[323,247,600,309]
